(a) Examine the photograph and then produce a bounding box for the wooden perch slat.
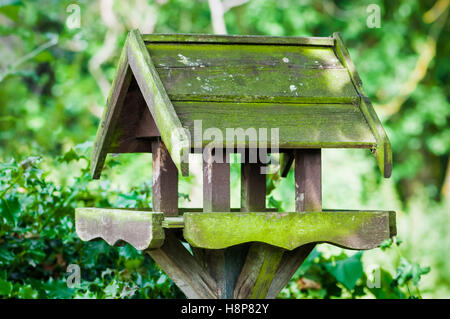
[183,210,396,251]
[75,208,164,250]
[127,29,190,176]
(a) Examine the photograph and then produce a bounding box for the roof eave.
[333,32,392,178]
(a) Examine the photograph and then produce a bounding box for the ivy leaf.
[57,148,85,163]
[0,196,21,225]
[367,269,406,299]
[104,280,120,298]
[18,285,39,299]
[323,252,363,291]
[393,258,430,286]
[380,238,393,250]
[0,0,22,22]
[0,278,13,296]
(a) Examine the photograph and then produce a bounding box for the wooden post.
[203,148,230,212]
[148,139,219,298]
[234,160,284,298]
[295,149,322,212]
[152,139,178,216]
[147,231,218,299]
[266,149,321,298]
[241,161,266,212]
[198,148,249,298]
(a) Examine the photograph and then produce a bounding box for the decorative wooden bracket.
[182,211,396,251]
[75,208,165,250]
[75,208,396,252]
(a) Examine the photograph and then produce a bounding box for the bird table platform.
[75,30,396,299]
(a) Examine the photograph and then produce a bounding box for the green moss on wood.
[333,32,392,178]
[127,29,190,176]
[173,101,376,148]
[142,33,334,46]
[183,211,396,250]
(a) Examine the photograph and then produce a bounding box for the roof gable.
[91,30,392,179]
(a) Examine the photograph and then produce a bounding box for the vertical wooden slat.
[241,161,266,212]
[203,148,230,212]
[266,149,322,298]
[152,139,178,216]
[295,149,322,212]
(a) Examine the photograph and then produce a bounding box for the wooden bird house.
[75,30,396,299]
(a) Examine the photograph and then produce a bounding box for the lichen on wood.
[75,208,165,250]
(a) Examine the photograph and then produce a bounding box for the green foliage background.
[0,0,448,298]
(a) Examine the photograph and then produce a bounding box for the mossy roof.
[91,30,391,179]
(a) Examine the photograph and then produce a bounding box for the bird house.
[76,30,396,299]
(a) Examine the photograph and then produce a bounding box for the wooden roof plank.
[333,32,392,177]
[127,29,190,176]
[172,101,376,149]
[147,43,343,69]
[142,33,335,46]
[156,66,358,104]
[91,43,132,179]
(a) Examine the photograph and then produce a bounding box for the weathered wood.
[108,79,160,154]
[173,102,376,149]
[333,32,392,178]
[183,210,395,250]
[91,43,132,179]
[234,243,284,299]
[203,149,230,212]
[152,139,179,216]
[149,43,342,69]
[241,162,266,212]
[266,149,322,298]
[143,33,335,46]
[200,149,242,298]
[266,243,315,299]
[162,216,184,228]
[156,66,357,104]
[75,208,164,250]
[127,29,190,176]
[147,230,218,299]
[295,149,322,211]
[178,207,277,214]
[279,151,294,177]
[234,162,285,299]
